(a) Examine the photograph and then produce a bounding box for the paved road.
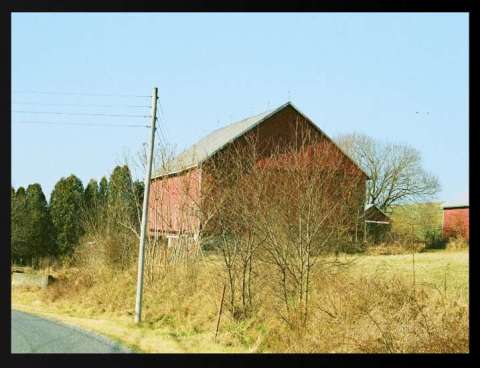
[11,310,130,353]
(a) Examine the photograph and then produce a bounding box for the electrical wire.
[13,102,151,109]
[13,110,150,118]
[155,91,169,145]
[14,121,150,128]
[13,90,150,98]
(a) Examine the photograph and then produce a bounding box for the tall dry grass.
[445,236,468,252]
[33,239,468,353]
[364,241,426,256]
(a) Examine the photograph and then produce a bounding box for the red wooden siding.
[443,207,469,240]
[148,167,201,235]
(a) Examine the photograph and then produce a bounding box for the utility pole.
[134,87,158,324]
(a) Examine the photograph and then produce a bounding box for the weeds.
[18,246,468,353]
[446,236,468,251]
[364,241,426,256]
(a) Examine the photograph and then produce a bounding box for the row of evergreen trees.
[11,165,144,266]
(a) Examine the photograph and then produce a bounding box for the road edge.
[11,306,136,353]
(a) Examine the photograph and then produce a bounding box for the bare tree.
[251,125,364,327]
[199,120,366,324]
[148,118,367,324]
[336,133,440,211]
[199,134,268,319]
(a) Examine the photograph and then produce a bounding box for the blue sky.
[12,13,468,204]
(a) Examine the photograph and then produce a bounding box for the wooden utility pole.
[364,179,370,244]
[134,87,158,324]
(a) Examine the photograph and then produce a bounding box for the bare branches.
[336,133,440,211]
[149,115,367,324]
[196,119,366,323]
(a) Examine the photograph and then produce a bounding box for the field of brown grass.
[12,249,469,353]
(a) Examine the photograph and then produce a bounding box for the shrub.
[390,203,442,244]
[365,242,425,256]
[21,249,468,353]
[445,236,468,251]
[424,229,446,249]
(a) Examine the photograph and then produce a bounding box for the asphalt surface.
[11,310,130,353]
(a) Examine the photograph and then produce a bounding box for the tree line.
[11,165,144,266]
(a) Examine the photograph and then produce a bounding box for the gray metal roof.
[152,106,278,177]
[442,202,469,209]
[152,102,369,178]
[364,203,390,218]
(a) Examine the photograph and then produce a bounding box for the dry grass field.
[12,249,469,353]
[349,250,468,300]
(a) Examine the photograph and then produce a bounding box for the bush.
[365,242,425,256]
[445,236,468,251]
[389,203,443,245]
[21,249,468,353]
[424,229,446,249]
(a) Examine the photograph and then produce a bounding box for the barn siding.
[148,167,201,235]
[443,207,469,240]
[200,106,367,237]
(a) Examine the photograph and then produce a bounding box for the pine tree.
[107,165,138,230]
[104,166,139,268]
[11,187,29,264]
[50,175,85,256]
[95,176,109,225]
[98,176,108,204]
[84,179,99,210]
[25,183,55,260]
[132,180,144,221]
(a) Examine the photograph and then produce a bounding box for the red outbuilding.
[442,203,469,241]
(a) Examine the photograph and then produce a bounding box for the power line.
[14,121,150,128]
[13,110,150,118]
[155,90,169,146]
[13,90,150,98]
[154,120,168,148]
[157,90,166,117]
[13,102,151,109]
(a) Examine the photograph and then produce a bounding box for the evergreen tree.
[50,175,85,256]
[95,176,109,224]
[98,176,108,204]
[25,183,55,259]
[11,187,29,264]
[133,180,144,212]
[107,165,138,230]
[82,178,103,232]
[104,165,139,267]
[84,179,99,210]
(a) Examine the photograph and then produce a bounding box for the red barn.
[148,102,369,242]
[443,203,469,241]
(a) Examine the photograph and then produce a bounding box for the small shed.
[364,204,391,243]
[443,203,469,241]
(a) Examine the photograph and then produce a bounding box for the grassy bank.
[12,301,238,353]
[349,250,469,301]
[12,249,469,353]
